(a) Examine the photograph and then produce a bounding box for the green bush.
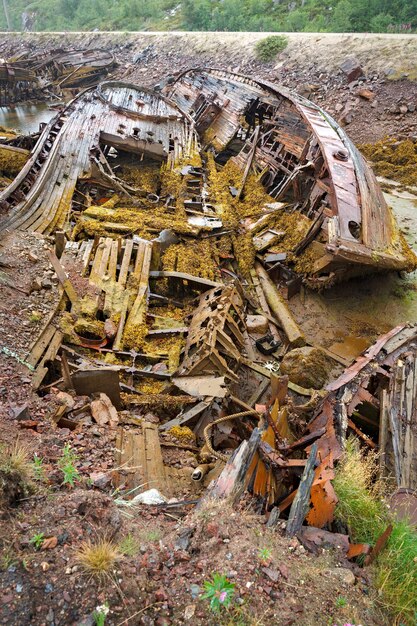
[255,35,288,62]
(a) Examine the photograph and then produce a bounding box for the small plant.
[335,596,348,608]
[119,533,140,557]
[57,444,80,487]
[29,532,45,550]
[32,454,45,482]
[255,35,288,62]
[75,538,121,579]
[29,311,42,324]
[93,602,109,626]
[202,573,235,613]
[0,549,16,571]
[258,547,272,565]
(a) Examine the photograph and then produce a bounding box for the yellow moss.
[121,393,195,409]
[0,147,29,177]
[162,240,219,280]
[118,162,161,194]
[122,321,148,350]
[136,378,166,394]
[74,318,105,339]
[360,137,417,186]
[167,425,196,443]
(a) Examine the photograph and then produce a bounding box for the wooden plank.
[32,329,63,390]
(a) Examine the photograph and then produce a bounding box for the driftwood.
[255,263,305,348]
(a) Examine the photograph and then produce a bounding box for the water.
[0,103,56,134]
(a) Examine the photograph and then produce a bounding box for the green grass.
[255,35,288,62]
[118,533,140,557]
[333,437,417,625]
[376,520,417,624]
[333,437,386,544]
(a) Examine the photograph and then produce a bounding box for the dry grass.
[75,537,122,579]
[0,441,31,477]
[0,441,33,505]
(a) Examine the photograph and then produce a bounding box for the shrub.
[255,35,288,62]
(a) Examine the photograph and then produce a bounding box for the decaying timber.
[316,323,417,490]
[167,68,417,286]
[1,63,416,552]
[0,81,197,234]
[0,48,116,106]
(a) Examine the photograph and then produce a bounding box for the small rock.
[30,277,43,292]
[340,57,364,82]
[399,105,408,114]
[261,567,280,582]
[104,318,118,340]
[206,522,219,538]
[154,588,168,602]
[41,277,53,290]
[246,314,268,334]
[325,567,356,586]
[184,605,195,621]
[357,88,374,101]
[56,391,75,408]
[89,471,111,490]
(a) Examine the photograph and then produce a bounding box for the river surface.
[0,103,56,134]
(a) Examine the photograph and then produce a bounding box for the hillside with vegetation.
[0,0,416,33]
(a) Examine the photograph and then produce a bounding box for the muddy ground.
[0,32,416,626]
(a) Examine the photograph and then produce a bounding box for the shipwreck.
[0,67,416,551]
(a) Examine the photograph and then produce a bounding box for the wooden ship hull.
[166,68,416,287]
[0,48,116,105]
[0,80,197,234]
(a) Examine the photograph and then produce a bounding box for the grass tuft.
[0,441,33,505]
[333,437,417,625]
[75,538,121,579]
[118,533,140,557]
[333,437,386,543]
[376,520,417,625]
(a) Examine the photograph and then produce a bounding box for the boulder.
[280,346,332,389]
